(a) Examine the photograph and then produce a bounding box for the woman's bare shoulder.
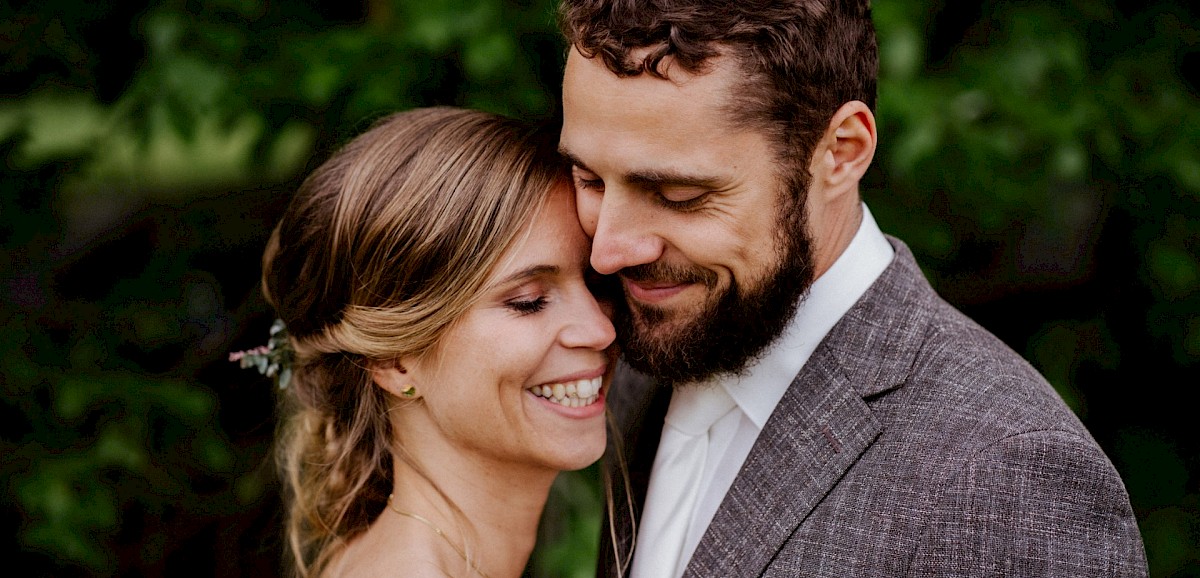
[322,525,469,578]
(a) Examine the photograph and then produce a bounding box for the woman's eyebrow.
[493,265,559,288]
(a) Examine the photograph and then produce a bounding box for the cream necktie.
[631,385,738,578]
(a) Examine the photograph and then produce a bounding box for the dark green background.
[3,0,1197,576]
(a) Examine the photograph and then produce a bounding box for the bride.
[259,107,615,577]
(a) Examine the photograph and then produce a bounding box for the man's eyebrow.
[625,169,723,190]
[558,148,722,190]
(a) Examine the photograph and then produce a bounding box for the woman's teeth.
[529,376,602,408]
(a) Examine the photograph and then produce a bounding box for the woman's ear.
[371,360,421,400]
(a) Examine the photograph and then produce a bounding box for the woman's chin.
[555,437,608,472]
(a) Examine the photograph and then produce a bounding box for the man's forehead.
[562,49,757,169]
[562,48,744,129]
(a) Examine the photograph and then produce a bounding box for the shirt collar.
[706,203,895,429]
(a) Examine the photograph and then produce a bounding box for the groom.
[557,0,1147,576]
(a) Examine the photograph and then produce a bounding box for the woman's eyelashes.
[505,294,549,315]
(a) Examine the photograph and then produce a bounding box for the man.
[556,1,1147,576]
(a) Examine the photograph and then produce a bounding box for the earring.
[400,385,417,397]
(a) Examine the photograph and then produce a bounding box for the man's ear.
[371,360,421,400]
[812,100,877,200]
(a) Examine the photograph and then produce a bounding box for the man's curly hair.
[559,0,877,196]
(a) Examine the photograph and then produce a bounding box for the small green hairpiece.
[229,319,294,389]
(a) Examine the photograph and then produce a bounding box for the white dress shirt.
[631,204,894,578]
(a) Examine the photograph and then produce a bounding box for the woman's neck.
[386,449,557,578]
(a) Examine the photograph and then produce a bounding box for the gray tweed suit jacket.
[599,238,1147,577]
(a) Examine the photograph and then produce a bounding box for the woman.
[259,107,615,577]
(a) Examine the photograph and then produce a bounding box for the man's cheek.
[575,192,601,238]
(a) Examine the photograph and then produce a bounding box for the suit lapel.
[683,238,936,577]
[683,350,882,577]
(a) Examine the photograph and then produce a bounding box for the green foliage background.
[2,0,1197,575]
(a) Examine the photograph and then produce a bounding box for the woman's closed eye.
[505,295,549,315]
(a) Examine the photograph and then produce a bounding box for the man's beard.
[613,185,815,387]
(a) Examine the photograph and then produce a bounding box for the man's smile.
[621,276,694,304]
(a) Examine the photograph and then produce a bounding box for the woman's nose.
[561,288,617,351]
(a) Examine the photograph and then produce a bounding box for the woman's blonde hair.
[261,107,566,577]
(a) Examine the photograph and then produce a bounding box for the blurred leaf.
[16,458,121,572]
[1114,427,1189,511]
[94,424,149,471]
[464,31,517,79]
[1148,242,1200,299]
[532,466,603,578]
[1141,504,1200,577]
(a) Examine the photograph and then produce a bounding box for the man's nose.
[589,189,664,275]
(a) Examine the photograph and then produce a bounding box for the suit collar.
[718,203,896,428]
[685,237,937,576]
[830,238,938,399]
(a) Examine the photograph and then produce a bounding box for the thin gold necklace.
[386,494,492,578]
